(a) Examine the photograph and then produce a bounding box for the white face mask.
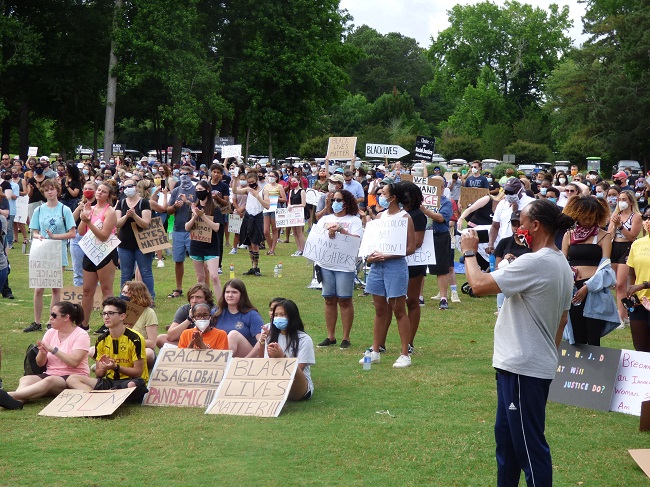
[505,194,519,204]
[559,177,566,185]
[239,180,247,187]
[328,183,337,193]
[268,176,277,183]
[195,319,210,333]
[471,167,479,174]
[618,201,629,211]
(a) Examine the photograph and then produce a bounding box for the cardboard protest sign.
[609,349,650,416]
[189,215,213,243]
[305,188,320,206]
[29,239,63,289]
[229,213,242,234]
[144,348,232,408]
[263,195,279,214]
[205,357,298,417]
[358,218,408,257]
[39,389,135,417]
[131,217,171,254]
[413,177,443,209]
[123,301,145,328]
[60,286,103,311]
[406,230,436,266]
[79,221,121,266]
[303,222,362,272]
[399,173,413,182]
[460,187,490,209]
[326,137,357,160]
[548,344,621,412]
[629,450,650,478]
[275,207,304,228]
[14,195,28,224]
[221,144,242,159]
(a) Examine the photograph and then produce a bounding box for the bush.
[492,163,517,180]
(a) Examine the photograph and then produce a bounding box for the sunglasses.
[123,184,135,189]
[565,189,576,193]
[333,198,344,203]
[643,216,650,221]
[50,312,61,318]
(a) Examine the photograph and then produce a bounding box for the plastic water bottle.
[273,265,279,278]
[363,352,371,370]
[22,240,27,254]
[489,253,496,272]
[229,264,235,279]
[278,262,283,278]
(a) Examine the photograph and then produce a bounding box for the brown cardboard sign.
[144,348,231,408]
[459,187,490,209]
[205,357,298,417]
[413,177,443,209]
[123,301,145,328]
[629,449,650,478]
[60,286,103,312]
[326,137,357,160]
[189,215,213,243]
[132,217,171,254]
[39,389,135,417]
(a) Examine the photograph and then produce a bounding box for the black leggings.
[569,279,605,346]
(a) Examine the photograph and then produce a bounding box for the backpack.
[24,344,47,375]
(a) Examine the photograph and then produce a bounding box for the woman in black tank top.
[287,176,306,256]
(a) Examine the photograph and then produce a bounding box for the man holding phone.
[209,163,231,271]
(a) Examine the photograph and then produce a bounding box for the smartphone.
[461,229,489,243]
[160,179,166,190]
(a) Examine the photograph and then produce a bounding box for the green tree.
[505,140,550,164]
[329,93,371,136]
[480,123,514,159]
[438,134,481,161]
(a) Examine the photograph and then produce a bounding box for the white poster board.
[302,222,362,272]
[263,195,279,214]
[229,213,242,234]
[358,218,408,257]
[275,207,304,228]
[305,188,320,206]
[78,222,121,266]
[28,147,38,157]
[405,230,436,266]
[610,349,650,416]
[14,195,29,223]
[28,239,63,288]
[221,145,242,159]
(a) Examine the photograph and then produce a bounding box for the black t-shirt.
[189,204,224,257]
[408,207,427,233]
[494,236,531,260]
[1,180,11,193]
[27,177,46,203]
[117,198,151,250]
[61,178,83,201]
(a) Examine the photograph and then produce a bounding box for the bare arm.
[555,310,569,347]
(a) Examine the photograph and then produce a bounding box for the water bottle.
[22,240,27,254]
[363,352,371,370]
[229,264,235,279]
[489,253,496,272]
[273,265,279,278]
[278,262,283,278]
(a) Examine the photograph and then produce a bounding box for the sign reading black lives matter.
[414,135,435,162]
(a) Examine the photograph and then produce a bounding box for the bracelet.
[644,281,649,289]
[115,365,120,378]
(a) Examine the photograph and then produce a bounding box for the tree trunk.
[245,125,251,164]
[268,130,273,167]
[103,0,123,162]
[1,116,10,156]
[18,102,29,161]
[93,115,99,159]
[171,134,182,165]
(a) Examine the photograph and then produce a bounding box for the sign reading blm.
[414,136,435,162]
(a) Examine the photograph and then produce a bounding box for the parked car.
[617,160,642,172]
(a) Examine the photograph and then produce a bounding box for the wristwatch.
[52,347,59,355]
[463,251,476,258]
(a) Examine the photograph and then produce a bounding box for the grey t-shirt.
[491,247,573,379]
[168,185,196,232]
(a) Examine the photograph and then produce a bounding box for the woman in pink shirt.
[0,301,89,409]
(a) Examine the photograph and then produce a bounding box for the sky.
[339,0,588,48]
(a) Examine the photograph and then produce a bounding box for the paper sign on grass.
[460,187,490,209]
[275,207,304,228]
[14,195,28,224]
[229,213,242,234]
[609,349,650,416]
[189,215,213,243]
[358,218,408,257]
[305,188,320,206]
[60,286,102,311]
[205,357,298,417]
[263,195,279,214]
[302,222,362,272]
[39,389,135,417]
[79,221,120,266]
[29,239,63,289]
[406,230,436,266]
[132,217,171,254]
[326,137,357,160]
[221,144,242,159]
[144,348,231,408]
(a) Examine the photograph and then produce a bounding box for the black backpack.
[24,344,47,375]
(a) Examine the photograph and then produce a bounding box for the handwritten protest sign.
[305,188,320,206]
[14,195,28,224]
[28,146,38,157]
[303,222,362,272]
[144,348,232,408]
[610,349,650,416]
[79,221,120,266]
[61,286,102,311]
[406,230,436,266]
[229,213,242,234]
[189,215,213,243]
[413,177,443,209]
[358,218,408,257]
[221,144,242,159]
[275,207,304,228]
[263,195,279,214]
[29,239,63,288]
[205,357,298,417]
[326,137,357,160]
[123,301,145,328]
[132,217,171,254]
[39,389,135,417]
[460,187,490,209]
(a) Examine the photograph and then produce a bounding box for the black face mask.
[195,190,208,200]
[34,167,44,175]
[249,183,258,189]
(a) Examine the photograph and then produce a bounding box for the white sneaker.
[451,290,460,303]
[157,259,165,268]
[359,351,380,364]
[431,293,441,300]
[229,248,237,255]
[238,244,248,249]
[393,354,411,368]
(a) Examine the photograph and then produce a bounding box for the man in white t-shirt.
[487,177,535,253]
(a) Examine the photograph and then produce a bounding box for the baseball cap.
[510,211,521,222]
[329,174,345,184]
[503,177,523,194]
[613,171,628,180]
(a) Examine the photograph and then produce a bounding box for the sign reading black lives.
[414,135,435,162]
[549,343,621,412]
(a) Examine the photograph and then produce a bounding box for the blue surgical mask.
[548,197,557,204]
[540,188,547,195]
[332,201,344,213]
[274,317,289,330]
[596,192,604,198]
[378,195,391,209]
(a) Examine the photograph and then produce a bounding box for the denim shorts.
[321,268,355,299]
[172,231,191,262]
[365,258,408,298]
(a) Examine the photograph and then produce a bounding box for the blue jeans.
[6,215,14,247]
[118,247,155,300]
[70,232,84,287]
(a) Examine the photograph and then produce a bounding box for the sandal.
[167,289,183,298]
[266,251,275,256]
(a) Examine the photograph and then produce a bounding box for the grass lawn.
[0,239,647,486]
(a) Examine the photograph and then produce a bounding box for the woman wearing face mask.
[26,161,47,226]
[229,173,249,254]
[115,178,154,301]
[608,189,643,324]
[69,182,98,287]
[185,180,224,299]
[261,170,286,255]
[555,171,568,188]
[10,170,28,247]
[287,176,306,256]
[82,165,94,182]
[59,162,83,212]
[178,302,228,350]
[625,207,650,352]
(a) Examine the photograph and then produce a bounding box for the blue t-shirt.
[215,309,264,346]
[29,202,76,265]
[427,197,453,233]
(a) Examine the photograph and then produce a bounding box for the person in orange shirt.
[178,302,228,350]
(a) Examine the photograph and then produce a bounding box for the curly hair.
[394,181,423,210]
[562,195,610,228]
[526,199,575,235]
[334,189,358,215]
[123,281,152,308]
[186,283,215,308]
